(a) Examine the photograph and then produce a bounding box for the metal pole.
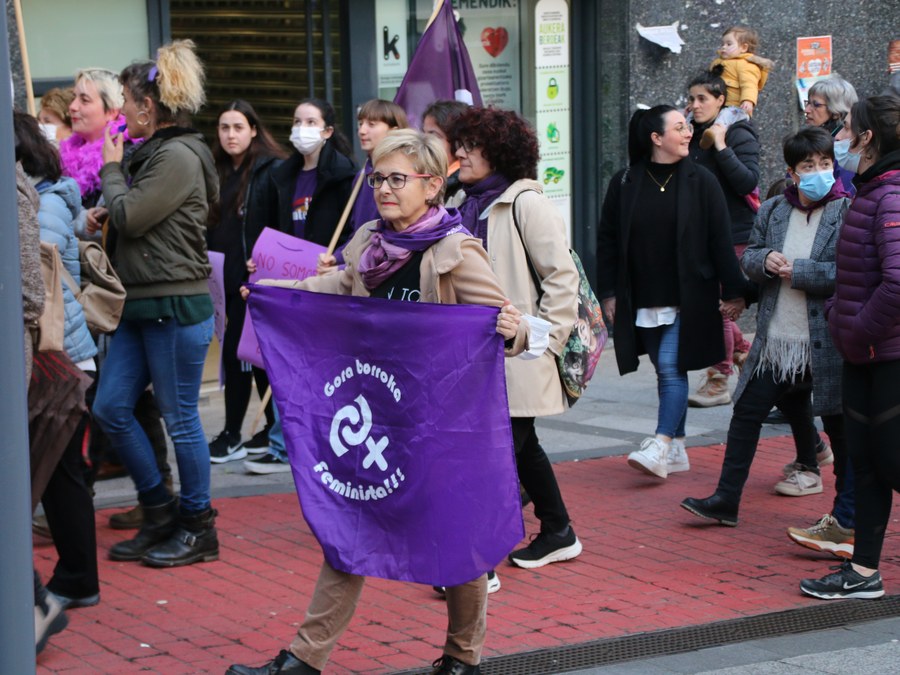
[0,6,39,673]
[306,0,316,96]
[322,0,334,104]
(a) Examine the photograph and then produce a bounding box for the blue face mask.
[797,169,836,202]
[833,138,861,174]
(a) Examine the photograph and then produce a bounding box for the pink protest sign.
[237,228,325,367]
[207,251,227,387]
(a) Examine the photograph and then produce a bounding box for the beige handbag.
[61,241,126,336]
[37,242,66,352]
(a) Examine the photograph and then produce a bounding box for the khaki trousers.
[290,560,487,670]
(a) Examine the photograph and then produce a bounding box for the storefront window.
[21,0,149,82]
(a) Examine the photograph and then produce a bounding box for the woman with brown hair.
[206,100,287,463]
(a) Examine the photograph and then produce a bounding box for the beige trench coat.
[451,180,578,417]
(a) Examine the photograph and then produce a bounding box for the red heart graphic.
[481,27,509,58]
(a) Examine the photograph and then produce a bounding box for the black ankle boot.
[141,507,219,568]
[109,498,178,561]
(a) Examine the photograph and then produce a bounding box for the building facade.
[9,0,899,279]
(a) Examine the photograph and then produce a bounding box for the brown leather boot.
[109,475,174,530]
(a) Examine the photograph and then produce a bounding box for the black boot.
[141,507,219,568]
[108,498,178,561]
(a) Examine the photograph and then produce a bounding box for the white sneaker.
[627,437,669,478]
[775,469,823,496]
[668,438,690,473]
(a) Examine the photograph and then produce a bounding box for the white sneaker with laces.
[667,438,690,473]
[775,469,823,496]
[627,437,669,478]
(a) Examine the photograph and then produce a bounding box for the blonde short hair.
[75,68,124,112]
[372,129,447,205]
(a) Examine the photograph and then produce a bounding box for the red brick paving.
[34,437,900,674]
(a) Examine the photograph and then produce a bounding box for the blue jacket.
[36,177,98,363]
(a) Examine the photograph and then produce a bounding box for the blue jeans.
[637,317,687,438]
[93,315,214,513]
[267,402,287,462]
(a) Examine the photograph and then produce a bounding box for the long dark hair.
[627,105,677,165]
[211,100,288,222]
[298,97,353,158]
[13,110,62,182]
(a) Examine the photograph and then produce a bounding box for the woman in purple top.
[318,99,409,270]
[801,93,900,601]
[267,98,356,247]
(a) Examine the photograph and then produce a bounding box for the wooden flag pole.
[425,0,445,30]
[325,168,366,256]
[13,0,36,116]
[249,387,273,437]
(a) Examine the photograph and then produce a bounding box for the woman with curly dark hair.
[447,107,582,572]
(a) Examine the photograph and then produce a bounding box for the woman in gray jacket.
[682,127,850,527]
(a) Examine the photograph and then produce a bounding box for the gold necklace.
[646,169,675,192]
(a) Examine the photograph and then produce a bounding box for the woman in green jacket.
[93,40,220,569]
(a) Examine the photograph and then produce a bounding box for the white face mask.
[40,123,59,143]
[290,125,325,155]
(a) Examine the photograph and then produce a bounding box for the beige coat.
[450,180,578,417]
[262,223,529,357]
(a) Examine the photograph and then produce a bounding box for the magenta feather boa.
[59,115,137,198]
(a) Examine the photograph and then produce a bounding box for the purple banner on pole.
[237,228,325,367]
[248,285,523,586]
[394,0,482,129]
[206,251,226,387]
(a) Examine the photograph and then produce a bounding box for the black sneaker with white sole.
[240,428,271,457]
[244,453,291,474]
[800,560,884,600]
[508,527,582,569]
[209,430,246,463]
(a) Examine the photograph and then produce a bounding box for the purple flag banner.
[394,0,482,129]
[248,285,524,586]
[207,251,227,387]
[237,228,325,367]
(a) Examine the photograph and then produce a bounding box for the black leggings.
[844,360,900,569]
[223,293,274,434]
[511,417,570,533]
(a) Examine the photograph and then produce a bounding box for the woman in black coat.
[597,105,747,481]
[685,67,760,407]
[268,97,357,246]
[207,100,288,462]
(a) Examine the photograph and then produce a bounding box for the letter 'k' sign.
[329,395,390,471]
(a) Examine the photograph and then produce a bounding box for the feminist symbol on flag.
[329,394,390,471]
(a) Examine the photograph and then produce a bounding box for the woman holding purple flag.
[447,107,583,571]
[230,129,527,675]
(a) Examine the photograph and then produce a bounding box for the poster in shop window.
[377,0,410,100]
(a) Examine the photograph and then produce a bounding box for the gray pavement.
[570,616,900,674]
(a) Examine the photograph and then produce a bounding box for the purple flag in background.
[394,0,482,129]
[237,228,325,367]
[248,285,523,586]
[206,251,226,387]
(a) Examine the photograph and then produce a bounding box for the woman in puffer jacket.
[801,93,900,601]
[14,110,100,610]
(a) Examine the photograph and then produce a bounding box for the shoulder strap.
[509,190,545,301]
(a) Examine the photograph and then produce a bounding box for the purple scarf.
[457,174,512,250]
[357,206,469,290]
[784,180,850,221]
